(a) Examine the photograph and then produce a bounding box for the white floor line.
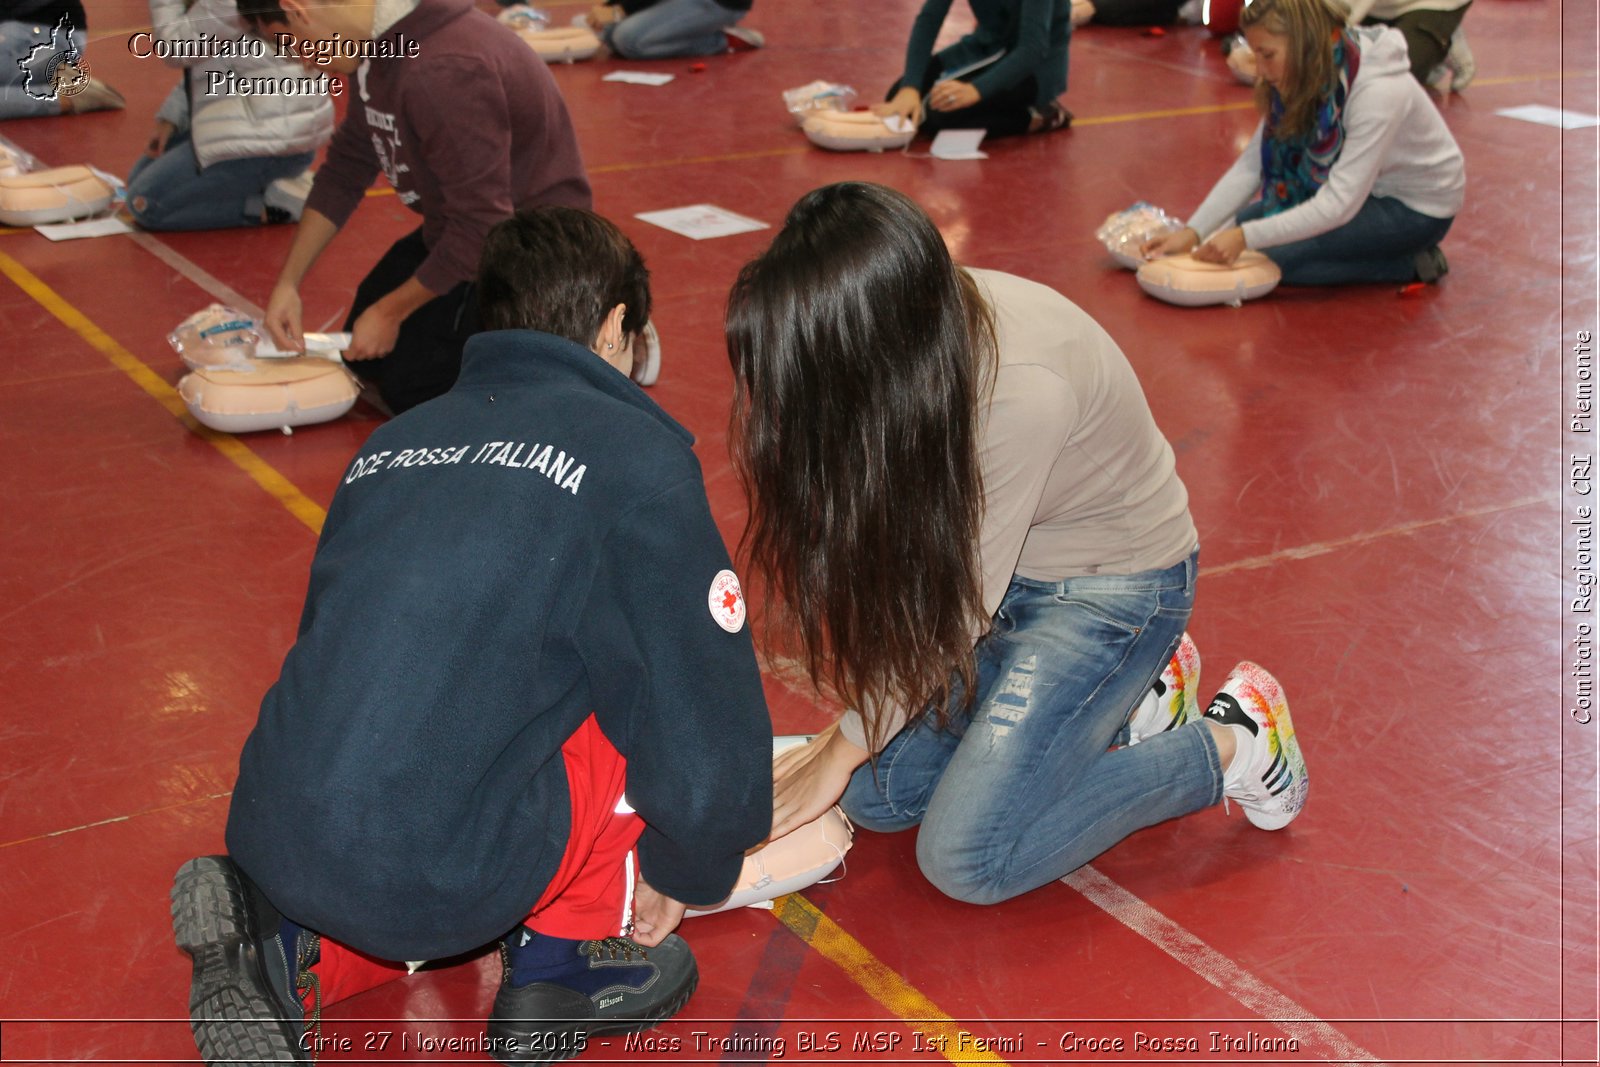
[1200,495,1547,578]
[1064,864,1387,1066]
[124,230,263,318]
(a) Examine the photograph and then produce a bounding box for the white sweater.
[1186,26,1465,250]
[148,0,334,170]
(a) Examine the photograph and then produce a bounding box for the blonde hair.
[1242,0,1351,139]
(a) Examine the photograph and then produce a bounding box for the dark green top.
[901,0,1072,109]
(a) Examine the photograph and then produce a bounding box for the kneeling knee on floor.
[916,844,1012,906]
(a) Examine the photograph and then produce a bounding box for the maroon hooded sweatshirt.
[304,0,592,295]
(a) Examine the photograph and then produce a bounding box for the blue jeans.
[125,130,312,232]
[1240,195,1454,286]
[0,21,84,119]
[841,549,1221,905]
[603,0,742,59]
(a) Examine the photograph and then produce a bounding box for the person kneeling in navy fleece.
[171,206,773,1066]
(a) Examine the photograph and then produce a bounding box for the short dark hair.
[235,0,290,28]
[477,207,652,345]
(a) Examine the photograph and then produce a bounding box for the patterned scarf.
[1259,32,1360,215]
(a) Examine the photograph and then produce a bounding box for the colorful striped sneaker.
[1126,633,1201,744]
[1205,662,1308,830]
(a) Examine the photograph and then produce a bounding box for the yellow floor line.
[1074,99,1258,126]
[772,893,1015,1066]
[329,68,1594,193]
[0,250,327,535]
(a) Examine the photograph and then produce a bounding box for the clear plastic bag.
[783,80,858,124]
[1096,202,1184,269]
[496,4,552,31]
[0,137,40,179]
[168,305,261,371]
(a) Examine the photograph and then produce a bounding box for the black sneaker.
[488,932,698,1066]
[170,856,319,1065]
[1413,245,1449,283]
[1029,101,1074,134]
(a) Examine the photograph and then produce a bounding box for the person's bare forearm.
[275,209,340,289]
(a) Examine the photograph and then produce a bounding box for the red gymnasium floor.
[1,1,1596,1064]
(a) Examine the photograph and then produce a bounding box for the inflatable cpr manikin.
[783,80,858,124]
[1096,203,1184,270]
[801,110,916,153]
[1223,34,1259,85]
[498,5,601,62]
[1136,250,1282,307]
[179,358,362,434]
[521,25,602,62]
[0,165,114,227]
[684,736,855,916]
[168,305,261,371]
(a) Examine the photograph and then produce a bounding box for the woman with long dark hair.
[728,183,1309,904]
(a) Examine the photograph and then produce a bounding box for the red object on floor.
[1204,0,1244,35]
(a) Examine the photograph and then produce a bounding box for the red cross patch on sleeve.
[708,569,746,633]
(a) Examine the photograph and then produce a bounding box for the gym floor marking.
[771,894,1013,1066]
[1202,494,1550,577]
[1065,865,1387,1065]
[0,250,328,536]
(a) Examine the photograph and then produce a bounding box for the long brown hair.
[726,183,996,752]
[1243,0,1351,139]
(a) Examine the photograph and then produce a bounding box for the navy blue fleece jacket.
[227,331,772,961]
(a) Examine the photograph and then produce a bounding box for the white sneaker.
[1444,26,1475,90]
[1205,662,1307,830]
[263,169,315,223]
[1126,633,1201,744]
[724,26,765,51]
[630,320,661,387]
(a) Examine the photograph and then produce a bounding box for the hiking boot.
[488,929,697,1065]
[170,856,318,1065]
[1127,633,1201,744]
[1205,663,1308,830]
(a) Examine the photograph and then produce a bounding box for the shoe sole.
[1228,662,1308,830]
[171,857,306,1066]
